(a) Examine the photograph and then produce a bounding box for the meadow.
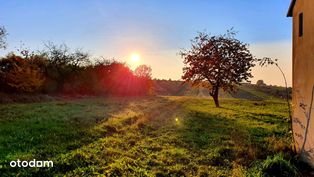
[0,96,293,176]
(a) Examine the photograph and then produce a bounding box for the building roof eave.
[287,0,296,17]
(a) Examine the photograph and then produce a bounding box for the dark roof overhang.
[287,0,296,17]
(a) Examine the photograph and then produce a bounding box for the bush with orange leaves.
[0,54,45,93]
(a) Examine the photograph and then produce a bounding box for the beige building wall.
[291,0,314,166]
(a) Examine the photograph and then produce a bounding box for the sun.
[130,53,140,63]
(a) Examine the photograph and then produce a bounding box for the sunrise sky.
[0,0,292,86]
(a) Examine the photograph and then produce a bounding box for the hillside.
[153,80,292,100]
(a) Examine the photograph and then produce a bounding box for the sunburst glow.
[130,54,140,63]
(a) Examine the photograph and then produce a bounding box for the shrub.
[0,54,45,92]
[0,45,153,95]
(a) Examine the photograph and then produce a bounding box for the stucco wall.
[292,0,314,166]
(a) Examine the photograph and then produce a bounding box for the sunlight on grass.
[0,96,292,176]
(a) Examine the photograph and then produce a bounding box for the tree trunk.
[211,86,220,107]
[213,95,220,107]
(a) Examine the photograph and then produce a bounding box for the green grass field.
[0,96,293,176]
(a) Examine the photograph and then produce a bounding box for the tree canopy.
[180,30,255,107]
[135,65,152,79]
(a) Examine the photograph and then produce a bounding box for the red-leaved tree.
[180,30,255,107]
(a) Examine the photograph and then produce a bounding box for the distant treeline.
[153,80,292,99]
[248,83,292,99]
[0,43,152,96]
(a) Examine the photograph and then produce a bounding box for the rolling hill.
[153,80,292,100]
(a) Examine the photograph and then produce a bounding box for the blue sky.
[0,0,292,86]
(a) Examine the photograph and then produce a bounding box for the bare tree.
[257,57,291,121]
[0,26,8,49]
[257,57,294,151]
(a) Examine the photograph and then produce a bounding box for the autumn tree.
[134,64,152,79]
[0,54,45,92]
[134,64,153,95]
[40,42,90,92]
[180,30,255,107]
